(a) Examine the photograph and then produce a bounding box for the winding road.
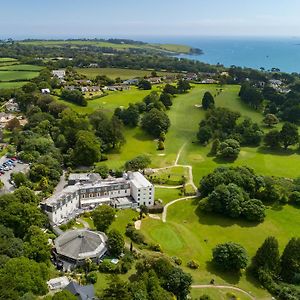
[191,285,256,300]
[153,142,199,223]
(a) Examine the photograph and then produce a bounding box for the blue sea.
[141,36,300,74]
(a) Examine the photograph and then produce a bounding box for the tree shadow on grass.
[257,146,297,156]
[205,261,242,285]
[133,131,153,142]
[268,202,285,212]
[245,268,264,291]
[194,205,260,228]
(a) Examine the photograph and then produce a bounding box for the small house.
[41,88,51,94]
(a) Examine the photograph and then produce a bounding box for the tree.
[197,126,212,145]
[110,115,126,149]
[202,92,215,110]
[280,237,300,283]
[163,84,177,95]
[157,140,165,150]
[73,130,101,166]
[141,108,170,137]
[280,122,299,149]
[159,93,173,108]
[212,242,248,271]
[22,82,38,93]
[24,226,51,263]
[14,186,38,204]
[138,79,152,90]
[139,204,149,219]
[90,111,125,150]
[204,183,247,219]
[263,114,279,127]
[163,267,192,300]
[52,290,77,300]
[125,155,151,171]
[209,139,220,155]
[218,138,240,160]
[242,199,265,222]
[177,80,191,93]
[0,225,23,258]
[61,89,87,106]
[92,205,115,232]
[102,275,131,300]
[11,172,29,188]
[251,236,280,277]
[239,83,263,109]
[0,257,49,297]
[264,129,281,148]
[107,229,125,257]
[119,104,140,127]
[94,164,109,179]
[289,191,300,205]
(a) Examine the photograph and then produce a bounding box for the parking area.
[0,155,29,193]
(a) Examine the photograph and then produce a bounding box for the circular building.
[54,229,107,268]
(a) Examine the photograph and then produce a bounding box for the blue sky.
[1,0,300,38]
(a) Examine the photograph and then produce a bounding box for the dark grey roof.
[55,229,107,260]
[65,281,95,300]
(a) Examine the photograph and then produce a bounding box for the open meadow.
[20,40,193,54]
[0,59,41,86]
[0,64,43,71]
[141,200,300,299]
[56,85,164,115]
[0,81,28,89]
[96,84,300,181]
[0,70,39,82]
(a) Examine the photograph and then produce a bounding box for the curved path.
[155,184,183,189]
[154,143,199,222]
[162,196,197,223]
[191,285,256,300]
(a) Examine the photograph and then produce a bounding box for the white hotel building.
[41,172,154,225]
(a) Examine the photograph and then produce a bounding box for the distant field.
[76,67,177,80]
[0,81,28,89]
[0,57,18,62]
[153,43,191,53]
[0,64,43,71]
[19,40,193,54]
[0,70,39,82]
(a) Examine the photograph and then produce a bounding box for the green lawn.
[95,84,300,181]
[141,201,300,299]
[190,288,254,300]
[76,67,177,80]
[81,209,138,234]
[0,70,39,81]
[92,83,300,298]
[0,81,28,89]
[155,187,182,204]
[147,166,188,185]
[110,209,139,234]
[0,64,43,71]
